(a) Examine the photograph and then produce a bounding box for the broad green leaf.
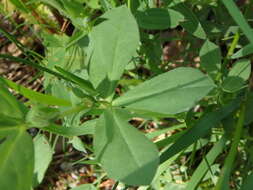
[222,59,251,93]
[70,184,96,190]
[0,124,34,190]
[89,5,139,98]
[231,43,253,59]
[113,67,215,115]
[135,8,184,30]
[173,3,206,39]
[186,137,226,190]
[200,40,221,74]
[94,109,159,185]
[222,0,253,44]
[26,105,60,128]
[227,59,251,80]
[33,134,53,186]
[159,97,241,163]
[43,119,96,137]
[0,77,72,107]
[0,82,27,119]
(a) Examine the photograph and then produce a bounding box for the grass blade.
[0,76,71,107]
[214,104,246,190]
[54,66,97,96]
[222,0,253,44]
[160,97,241,163]
[186,136,226,190]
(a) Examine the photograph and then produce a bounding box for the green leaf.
[9,0,29,13]
[0,124,34,190]
[113,67,215,115]
[0,77,72,107]
[241,173,253,190]
[186,137,226,190]
[222,59,251,93]
[89,5,139,98]
[69,136,87,153]
[0,82,27,119]
[231,43,253,59]
[70,184,96,190]
[55,66,97,96]
[222,0,253,44]
[43,119,96,137]
[159,97,241,163]
[135,8,184,30]
[94,108,159,186]
[26,105,60,128]
[200,40,221,74]
[39,0,64,12]
[59,0,86,18]
[33,134,53,186]
[173,3,206,39]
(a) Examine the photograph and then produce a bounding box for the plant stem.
[127,0,131,9]
[217,30,240,82]
[226,31,240,59]
[52,135,60,151]
[214,103,246,190]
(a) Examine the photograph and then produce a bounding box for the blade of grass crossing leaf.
[222,0,253,44]
[0,28,26,51]
[43,120,96,137]
[146,123,186,139]
[186,136,226,190]
[214,104,246,190]
[0,77,71,107]
[54,66,97,96]
[160,97,241,163]
[0,54,69,81]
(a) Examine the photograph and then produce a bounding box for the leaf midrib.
[114,85,213,106]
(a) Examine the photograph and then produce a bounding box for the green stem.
[127,0,131,9]
[52,135,60,151]
[215,104,246,190]
[226,31,240,59]
[217,30,240,82]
